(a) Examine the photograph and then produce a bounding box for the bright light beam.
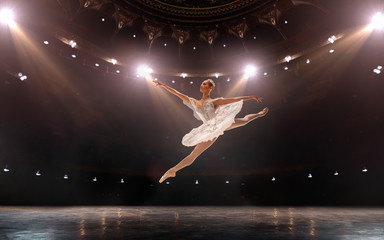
[137,64,153,77]
[0,8,15,26]
[244,65,257,79]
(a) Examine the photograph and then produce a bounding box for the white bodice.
[184,98,216,123]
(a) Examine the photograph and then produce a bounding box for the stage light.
[284,20,288,24]
[308,173,313,178]
[164,43,167,47]
[0,8,14,26]
[226,78,231,82]
[284,66,288,71]
[171,80,175,83]
[272,177,276,181]
[43,41,49,45]
[244,65,257,78]
[362,167,368,173]
[373,68,381,74]
[95,63,99,67]
[69,40,77,48]
[93,177,97,182]
[120,178,124,184]
[111,58,117,65]
[329,49,335,53]
[264,72,268,76]
[101,18,105,22]
[166,181,170,185]
[64,174,68,179]
[223,44,226,47]
[306,59,311,64]
[226,180,229,184]
[71,54,76,58]
[181,73,187,78]
[215,73,219,78]
[133,34,136,38]
[190,81,193,84]
[116,70,120,73]
[253,36,257,40]
[193,46,196,50]
[137,64,153,77]
[18,72,27,81]
[370,12,384,30]
[285,56,292,63]
[328,35,336,44]
[334,171,339,176]
[136,74,140,78]
[378,66,382,70]
[3,165,9,172]
[36,171,41,176]
[195,180,199,185]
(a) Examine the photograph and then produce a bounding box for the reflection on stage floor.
[0,206,383,239]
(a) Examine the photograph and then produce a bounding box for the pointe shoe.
[159,169,176,183]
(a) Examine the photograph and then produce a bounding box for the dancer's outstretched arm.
[213,96,262,108]
[153,81,192,104]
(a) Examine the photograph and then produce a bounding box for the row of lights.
[1,166,370,184]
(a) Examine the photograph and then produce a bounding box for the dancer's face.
[200,80,214,94]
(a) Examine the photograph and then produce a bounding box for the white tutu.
[182,98,243,147]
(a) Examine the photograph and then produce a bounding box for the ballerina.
[153,79,268,183]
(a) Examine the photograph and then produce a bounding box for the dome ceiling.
[54,0,330,75]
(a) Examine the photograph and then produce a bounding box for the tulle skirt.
[182,101,243,147]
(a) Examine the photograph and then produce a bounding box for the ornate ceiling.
[54,0,329,74]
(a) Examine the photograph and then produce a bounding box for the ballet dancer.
[153,79,268,183]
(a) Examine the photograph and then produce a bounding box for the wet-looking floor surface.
[0,207,383,239]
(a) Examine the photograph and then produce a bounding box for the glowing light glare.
[226,78,231,82]
[116,70,120,74]
[373,68,381,74]
[171,80,175,83]
[64,174,68,179]
[137,65,153,76]
[285,56,292,62]
[362,167,368,173]
[43,41,49,45]
[328,35,336,44]
[166,181,170,185]
[284,66,289,71]
[3,166,9,172]
[225,180,229,184]
[93,177,97,182]
[223,44,226,47]
[195,180,199,185]
[18,73,27,81]
[181,73,187,78]
[133,34,136,38]
[334,171,339,176]
[214,73,219,78]
[308,173,313,178]
[0,9,14,25]
[329,49,335,53]
[378,66,383,70]
[164,43,167,47]
[244,65,257,78]
[264,72,268,76]
[370,12,384,30]
[306,59,311,64]
[71,54,76,58]
[36,171,41,176]
[69,40,77,48]
[272,177,276,181]
[111,58,117,65]
[120,178,124,184]
[190,81,193,84]
[95,63,99,67]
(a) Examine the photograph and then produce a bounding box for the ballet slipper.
[159,169,176,183]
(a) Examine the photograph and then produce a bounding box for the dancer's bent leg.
[159,138,217,183]
[226,107,268,131]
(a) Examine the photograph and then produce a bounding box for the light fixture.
[101,18,105,22]
[120,178,124,184]
[373,68,381,74]
[362,167,368,173]
[36,171,41,176]
[69,40,77,48]
[284,66,288,71]
[164,43,167,47]
[166,181,170,185]
[195,180,199,185]
[3,165,9,172]
[95,63,99,67]
[272,177,276,181]
[93,177,97,182]
[133,34,136,38]
[244,64,257,78]
[18,72,27,81]
[0,8,14,26]
[329,49,335,53]
[285,56,292,63]
[43,41,49,45]
[64,174,68,179]
[71,54,76,58]
[171,80,175,83]
[137,65,153,77]
[193,46,196,50]
[308,173,312,178]
[181,73,187,78]
[328,35,336,44]
[334,171,339,176]
[223,44,226,47]
[378,66,383,70]
[264,72,268,76]
[111,58,117,65]
[306,59,311,64]
[370,12,384,30]
[116,70,120,73]
[225,180,229,184]
[214,73,219,78]
[190,81,193,84]
[284,20,288,24]
[226,78,231,82]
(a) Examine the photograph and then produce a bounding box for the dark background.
[0,0,383,205]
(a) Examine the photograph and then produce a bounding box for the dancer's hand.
[253,96,263,103]
[153,80,163,87]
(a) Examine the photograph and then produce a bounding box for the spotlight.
[244,65,257,78]
[43,41,49,45]
[120,178,124,184]
[306,59,311,64]
[36,171,41,176]
[263,72,268,76]
[69,40,77,48]
[284,66,288,71]
[272,177,276,181]
[195,180,199,185]
[328,35,336,44]
[63,174,68,179]
[373,68,381,74]
[111,58,117,65]
[225,180,229,184]
[214,73,219,78]
[334,171,339,176]
[71,54,76,58]
[378,66,382,70]
[370,12,384,30]
[93,177,97,182]
[171,80,175,83]
[285,56,292,63]
[137,64,153,77]
[3,165,9,172]
[362,167,368,173]
[308,173,313,178]
[95,63,99,67]
[329,49,335,53]
[116,70,120,73]
[181,73,187,78]
[166,181,170,185]
[0,8,14,26]
[190,81,193,84]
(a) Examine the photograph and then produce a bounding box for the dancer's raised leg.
[226,107,268,131]
[159,138,217,183]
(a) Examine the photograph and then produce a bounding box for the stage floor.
[0,206,383,239]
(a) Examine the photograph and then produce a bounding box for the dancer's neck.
[201,93,211,100]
